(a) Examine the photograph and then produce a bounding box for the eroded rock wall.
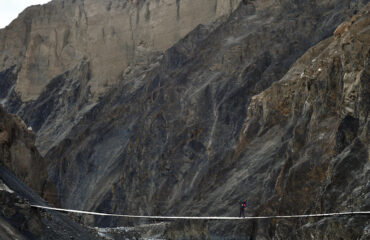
[0,106,98,239]
[0,0,241,155]
[0,0,369,239]
[41,1,368,239]
[0,105,60,206]
[241,7,370,238]
[0,0,240,102]
[0,168,99,240]
[0,106,45,193]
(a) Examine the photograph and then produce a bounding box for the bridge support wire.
[31,205,370,220]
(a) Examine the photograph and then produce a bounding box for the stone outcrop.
[0,106,50,196]
[0,106,97,239]
[0,179,45,240]
[0,167,98,240]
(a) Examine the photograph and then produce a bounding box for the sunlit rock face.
[0,0,241,155]
[0,0,241,102]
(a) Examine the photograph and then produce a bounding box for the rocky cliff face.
[0,0,240,102]
[0,167,99,240]
[0,106,97,239]
[0,105,54,199]
[42,0,367,238]
[241,7,370,238]
[0,0,369,239]
[0,0,241,154]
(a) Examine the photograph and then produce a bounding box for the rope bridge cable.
[30,205,370,220]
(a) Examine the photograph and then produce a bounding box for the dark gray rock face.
[0,0,369,239]
[0,0,241,156]
[41,0,368,238]
[0,167,99,240]
[0,106,98,239]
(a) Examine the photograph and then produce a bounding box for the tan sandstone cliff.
[0,0,240,102]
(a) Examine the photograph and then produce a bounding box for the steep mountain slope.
[0,106,97,239]
[0,0,369,239]
[1,0,240,102]
[41,0,368,238]
[241,8,370,238]
[0,167,100,240]
[0,0,241,154]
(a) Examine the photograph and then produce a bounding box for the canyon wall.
[0,0,240,102]
[0,106,96,239]
[42,1,368,238]
[0,0,241,155]
[0,0,368,239]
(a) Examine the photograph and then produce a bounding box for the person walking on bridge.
[239,200,247,218]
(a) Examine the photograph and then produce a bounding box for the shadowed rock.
[0,0,369,239]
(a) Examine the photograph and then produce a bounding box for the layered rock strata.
[0,0,240,102]
[41,1,368,239]
[0,0,369,239]
[0,0,241,154]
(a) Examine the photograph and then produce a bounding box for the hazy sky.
[0,0,51,29]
